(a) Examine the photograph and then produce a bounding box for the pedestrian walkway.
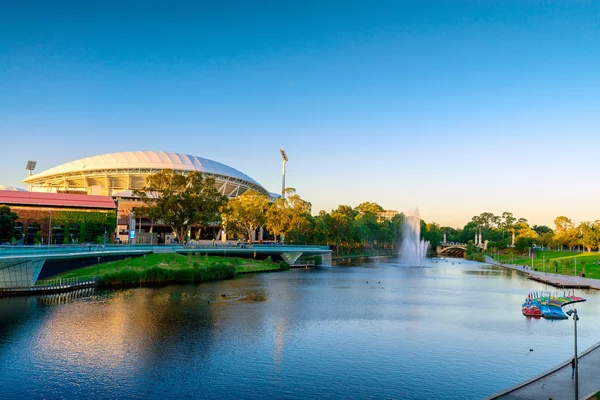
[486,256,600,290]
[485,257,600,399]
[484,341,600,399]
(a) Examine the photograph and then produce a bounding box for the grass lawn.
[492,250,600,279]
[44,253,281,282]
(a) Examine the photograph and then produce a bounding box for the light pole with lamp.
[25,160,37,192]
[280,148,288,197]
[566,308,579,400]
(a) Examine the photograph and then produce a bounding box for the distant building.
[0,190,116,245]
[378,210,399,222]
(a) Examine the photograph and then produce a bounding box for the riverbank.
[46,253,283,288]
[486,256,600,290]
[496,250,600,279]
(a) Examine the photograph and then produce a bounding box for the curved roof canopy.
[23,151,268,196]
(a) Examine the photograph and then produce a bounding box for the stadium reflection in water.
[2,259,600,399]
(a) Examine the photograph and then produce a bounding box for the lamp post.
[566,309,579,399]
[543,256,545,273]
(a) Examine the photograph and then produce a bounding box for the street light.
[566,308,579,399]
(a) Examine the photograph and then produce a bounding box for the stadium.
[22,150,270,198]
[20,151,272,243]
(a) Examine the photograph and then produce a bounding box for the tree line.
[3,170,598,255]
[130,172,600,254]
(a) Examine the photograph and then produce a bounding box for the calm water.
[1,258,600,399]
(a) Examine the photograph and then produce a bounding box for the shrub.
[97,262,236,288]
[279,261,290,270]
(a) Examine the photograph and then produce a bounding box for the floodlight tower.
[280,148,288,197]
[25,160,37,191]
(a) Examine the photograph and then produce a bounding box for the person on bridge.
[571,358,577,379]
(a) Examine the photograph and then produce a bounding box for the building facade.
[0,190,116,245]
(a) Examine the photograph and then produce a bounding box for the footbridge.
[177,244,332,266]
[436,241,488,258]
[0,244,332,292]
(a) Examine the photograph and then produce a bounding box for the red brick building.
[0,190,116,245]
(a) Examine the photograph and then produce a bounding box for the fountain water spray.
[399,209,430,266]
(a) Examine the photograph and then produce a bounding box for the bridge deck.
[0,244,332,292]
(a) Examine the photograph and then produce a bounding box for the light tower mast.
[25,160,37,191]
[280,148,288,197]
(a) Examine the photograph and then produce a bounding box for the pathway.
[486,256,600,290]
[484,341,600,399]
[485,257,600,399]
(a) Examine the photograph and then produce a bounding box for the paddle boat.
[522,291,585,319]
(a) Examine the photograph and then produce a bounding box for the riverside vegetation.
[47,253,283,288]
[493,250,600,280]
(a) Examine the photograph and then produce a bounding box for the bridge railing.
[0,245,161,257]
[35,276,97,287]
[0,276,98,294]
[182,244,331,251]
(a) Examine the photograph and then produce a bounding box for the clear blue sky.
[1,1,599,228]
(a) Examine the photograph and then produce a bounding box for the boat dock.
[529,275,593,289]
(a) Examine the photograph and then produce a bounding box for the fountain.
[399,210,430,266]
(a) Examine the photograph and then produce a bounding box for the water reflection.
[1,259,600,399]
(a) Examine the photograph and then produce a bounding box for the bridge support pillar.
[281,252,303,265]
[0,259,46,288]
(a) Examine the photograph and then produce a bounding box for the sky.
[1,1,600,228]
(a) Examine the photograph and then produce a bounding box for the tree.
[133,170,228,243]
[0,205,19,242]
[328,205,357,254]
[354,202,384,216]
[533,225,553,235]
[265,188,312,244]
[286,189,312,233]
[471,212,497,231]
[554,216,578,251]
[353,202,383,248]
[501,212,516,231]
[265,197,288,243]
[221,190,270,242]
[517,225,539,241]
[540,231,555,250]
[424,222,443,247]
[515,236,536,251]
[578,221,598,252]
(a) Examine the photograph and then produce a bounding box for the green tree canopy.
[221,190,270,241]
[554,216,578,250]
[133,170,228,243]
[0,205,19,242]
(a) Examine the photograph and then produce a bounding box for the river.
[1,258,599,399]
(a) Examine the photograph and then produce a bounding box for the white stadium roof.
[24,151,264,188]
